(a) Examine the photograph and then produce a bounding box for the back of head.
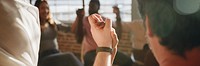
[89,0,100,15]
[34,0,47,8]
[89,0,100,7]
[138,0,200,56]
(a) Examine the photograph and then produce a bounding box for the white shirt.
[0,0,40,66]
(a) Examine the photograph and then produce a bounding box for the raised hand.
[88,14,113,48]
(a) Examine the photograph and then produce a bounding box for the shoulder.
[15,0,37,9]
[82,16,89,24]
[83,16,89,22]
[15,0,38,11]
[16,0,39,24]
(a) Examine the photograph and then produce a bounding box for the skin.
[38,2,50,24]
[88,14,118,66]
[145,15,200,66]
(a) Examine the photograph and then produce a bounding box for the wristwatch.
[96,47,113,54]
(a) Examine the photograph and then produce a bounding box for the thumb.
[111,28,119,48]
[104,18,112,30]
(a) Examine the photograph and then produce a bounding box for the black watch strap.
[96,47,113,54]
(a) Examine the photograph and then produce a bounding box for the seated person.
[35,0,83,66]
[34,0,59,60]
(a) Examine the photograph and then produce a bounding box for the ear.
[145,15,154,37]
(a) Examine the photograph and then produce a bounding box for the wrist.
[97,43,112,48]
[98,45,112,48]
[96,47,113,54]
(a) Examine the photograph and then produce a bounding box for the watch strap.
[96,47,113,54]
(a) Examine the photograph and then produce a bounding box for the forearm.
[93,52,112,66]
[88,14,118,66]
[71,17,78,33]
[111,47,117,64]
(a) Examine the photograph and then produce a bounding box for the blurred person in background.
[71,8,85,44]
[34,0,60,63]
[35,0,83,66]
[113,5,122,40]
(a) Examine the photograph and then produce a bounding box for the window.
[31,0,132,23]
[99,0,132,22]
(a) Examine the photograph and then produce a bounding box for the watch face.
[174,0,200,15]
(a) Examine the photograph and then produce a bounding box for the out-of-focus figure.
[0,0,40,66]
[113,5,122,40]
[35,0,83,66]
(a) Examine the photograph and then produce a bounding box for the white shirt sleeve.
[0,0,41,66]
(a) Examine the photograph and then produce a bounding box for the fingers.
[88,15,97,28]
[88,14,101,29]
[93,14,104,22]
[111,28,119,48]
[97,22,105,29]
[92,14,105,29]
[89,14,106,29]
[88,14,112,30]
